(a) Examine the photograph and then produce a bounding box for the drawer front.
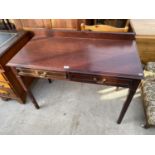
[0,82,11,89]
[0,73,8,82]
[69,73,131,87]
[17,68,66,80]
[0,89,15,98]
[0,89,10,95]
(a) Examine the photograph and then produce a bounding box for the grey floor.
[0,79,155,135]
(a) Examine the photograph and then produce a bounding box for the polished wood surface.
[7,30,143,123]
[8,30,143,80]
[0,30,33,102]
[130,19,155,63]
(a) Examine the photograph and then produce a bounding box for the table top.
[130,19,155,36]
[7,30,143,79]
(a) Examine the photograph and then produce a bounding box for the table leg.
[11,67,40,109]
[48,79,52,83]
[26,89,40,109]
[117,80,140,124]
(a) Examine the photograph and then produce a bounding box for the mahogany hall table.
[7,30,143,124]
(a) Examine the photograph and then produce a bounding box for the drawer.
[0,89,15,98]
[0,82,11,89]
[16,68,66,80]
[0,73,8,82]
[69,73,132,87]
[0,89,10,95]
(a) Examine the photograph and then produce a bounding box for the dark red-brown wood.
[7,30,142,80]
[7,30,143,124]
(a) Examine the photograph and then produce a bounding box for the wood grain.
[7,29,143,123]
[130,19,155,63]
[7,30,143,80]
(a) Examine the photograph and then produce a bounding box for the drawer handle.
[18,71,24,74]
[34,71,47,77]
[93,77,106,84]
[39,72,47,77]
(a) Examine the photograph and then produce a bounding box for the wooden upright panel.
[13,19,52,30]
[13,19,86,31]
[51,19,77,30]
[130,19,155,64]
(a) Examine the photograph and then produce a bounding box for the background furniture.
[81,20,129,32]
[84,19,127,27]
[0,30,33,102]
[0,19,15,30]
[11,19,129,31]
[130,19,155,64]
[141,62,155,128]
[7,30,143,124]
[12,19,86,31]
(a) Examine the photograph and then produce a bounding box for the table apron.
[16,68,139,89]
[16,68,66,80]
[68,72,134,88]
